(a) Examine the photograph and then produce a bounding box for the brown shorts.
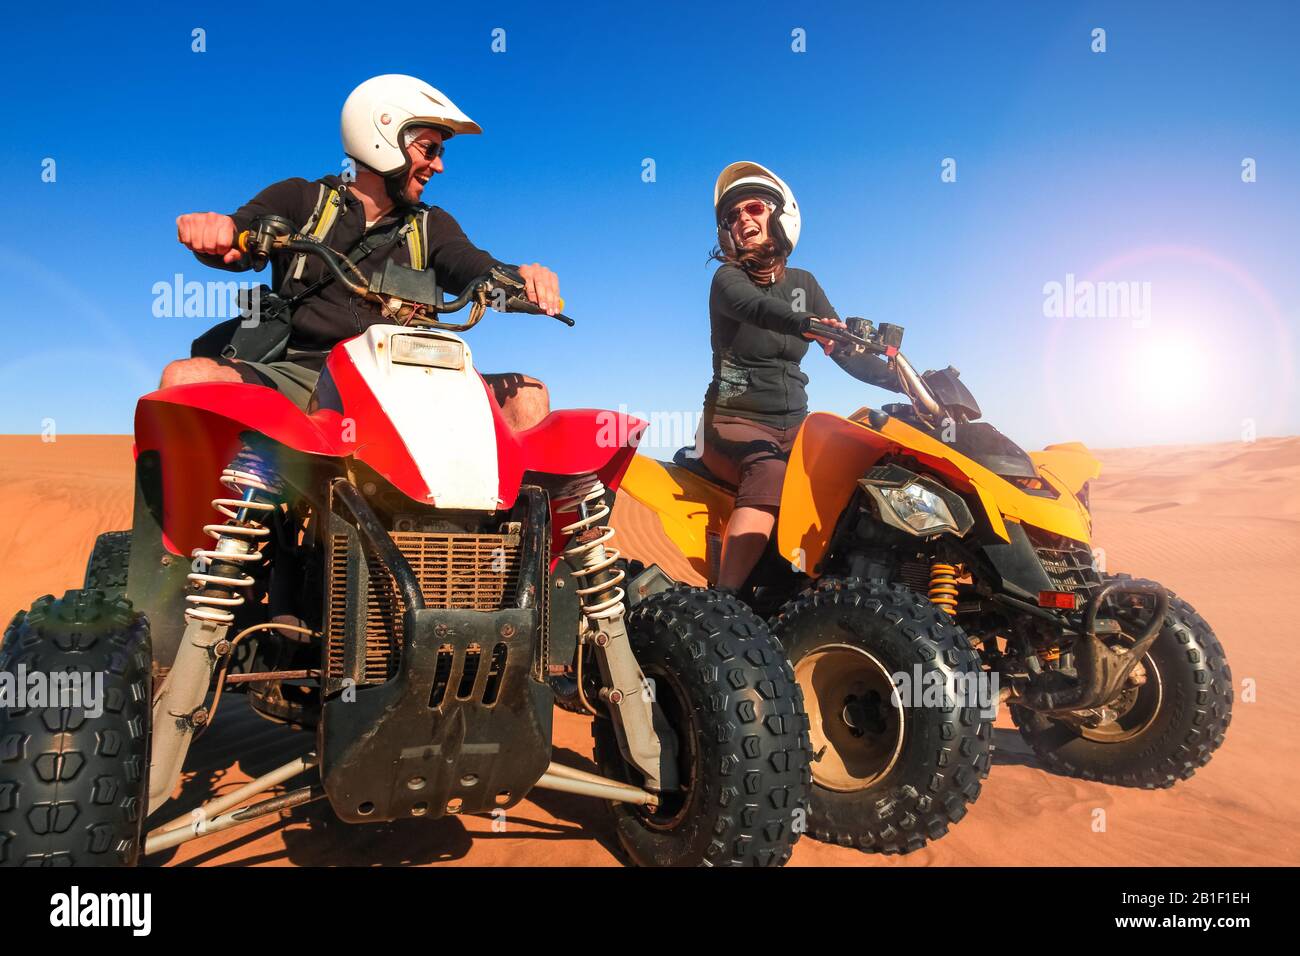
[700,412,801,508]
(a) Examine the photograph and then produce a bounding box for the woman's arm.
[803,275,900,392]
[830,344,900,391]
[710,266,812,335]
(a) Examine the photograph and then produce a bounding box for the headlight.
[858,466,975,538]
[389,334,465,370]
[878,482,959,534]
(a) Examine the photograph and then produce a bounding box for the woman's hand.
[517,263,561,316]
[804,316,848,355]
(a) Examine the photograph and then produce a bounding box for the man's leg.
[159,357,246,388]
[159,357,317,411]
[483,372,550,431]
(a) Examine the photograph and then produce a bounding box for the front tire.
[84,531,132,596]
[592,587,810,866]
[772,578,992,854]
[1012,578,1232,788]
[0,590,152,866]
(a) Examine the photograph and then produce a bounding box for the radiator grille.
[326,531,522,684]
[1032,539,1102,596]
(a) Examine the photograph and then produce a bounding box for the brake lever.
[807,319,874,353]
[501,295,575,326]
[809,319,900,358]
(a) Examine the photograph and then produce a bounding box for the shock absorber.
[186,451,282,624]
[928,562,959,616]
[149,448,282,814]
[555,478,625,625]
[554,476,677,792]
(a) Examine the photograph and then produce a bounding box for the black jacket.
[199,175,500,368]
[703,264,897,427]
[705,264,823,428]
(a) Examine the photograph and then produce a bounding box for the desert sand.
[1,434,1296,866]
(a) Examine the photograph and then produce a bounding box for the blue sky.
[1,1,1296,453]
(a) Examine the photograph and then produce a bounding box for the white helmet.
[714,161,801,257]
[341,74,481,177]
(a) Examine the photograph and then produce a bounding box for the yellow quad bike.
[621,318,1233,854]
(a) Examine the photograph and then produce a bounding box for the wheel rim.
[1079,651,1164,743]
[795,644,904,792]
[632,665,699,830]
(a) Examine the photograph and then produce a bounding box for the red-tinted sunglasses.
[724,199,775,227]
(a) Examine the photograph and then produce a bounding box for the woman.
[698,161,853,592]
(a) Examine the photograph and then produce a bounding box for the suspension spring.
[185,451,282,626]
[928,562,959,616]
[555,477,624,625]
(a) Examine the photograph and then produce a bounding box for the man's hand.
[804,316,848,355]
[177,212,242,264]
[517,263,560,316]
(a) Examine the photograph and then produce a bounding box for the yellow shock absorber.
[928,562,959,616]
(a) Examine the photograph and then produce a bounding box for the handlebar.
[807,317,947,427]
[234,219,575,330]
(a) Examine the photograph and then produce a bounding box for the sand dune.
[1,434,1296,866]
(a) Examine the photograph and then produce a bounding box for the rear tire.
[772,578,992,854]
[592,587,810,866]
[0,590,152,866]
[1012,577,1232,788]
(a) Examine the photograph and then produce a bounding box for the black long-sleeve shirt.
[198,175,500,368]
[704,264,896,427]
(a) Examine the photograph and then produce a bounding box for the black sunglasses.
[414,139,445,161]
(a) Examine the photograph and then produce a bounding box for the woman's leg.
[700,414,795,592]
[718,504,777,590]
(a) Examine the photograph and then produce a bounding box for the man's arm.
[424,207,561,315]
[178,178,312,272]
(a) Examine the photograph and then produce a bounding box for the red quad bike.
[0,217,810,867]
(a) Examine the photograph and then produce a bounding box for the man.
[160,74,556,430]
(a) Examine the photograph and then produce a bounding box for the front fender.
[134,383,348,555]
[777,413,1095,579]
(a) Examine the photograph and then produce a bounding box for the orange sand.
[1,435,1295,866]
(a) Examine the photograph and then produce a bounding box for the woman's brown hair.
[708,238,787,284]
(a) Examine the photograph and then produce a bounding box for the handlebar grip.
[235,230,251,253]
[808,318,886,354]
[502,295,575,326]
